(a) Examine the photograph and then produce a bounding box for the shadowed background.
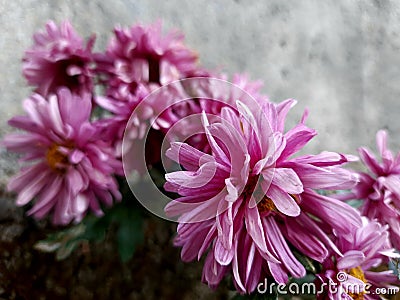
[0,1,399,299]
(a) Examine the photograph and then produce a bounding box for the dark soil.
[0,193,231,300]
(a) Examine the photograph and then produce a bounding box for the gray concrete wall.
[2,0,400,187]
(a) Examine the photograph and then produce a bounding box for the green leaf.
[80,214,110,242]
[116,210,143,262]
[56,239,80,260]
[34,224,86,260]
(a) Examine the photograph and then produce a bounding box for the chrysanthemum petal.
[265,184,300,217]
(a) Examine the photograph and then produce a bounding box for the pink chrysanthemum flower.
[164,99,361,293]
[23,21,95,97]
[3,88,121,225]
[342,130,400,250]
[95,21,198,102]
[317,218,399,300]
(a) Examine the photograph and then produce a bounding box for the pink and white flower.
[23,21,95,97]
[342,130,400,250]
[317,218,399,300]
[3,88,121,225]
[95,21,198,102]
[164,99,361,293]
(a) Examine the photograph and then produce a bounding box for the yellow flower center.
[45,143,70,173]
[257,196,276,213]
[347,267,367,300]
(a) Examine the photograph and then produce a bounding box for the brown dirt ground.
[0,193,231,300]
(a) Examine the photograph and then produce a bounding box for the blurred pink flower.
[343,130,400,249]
[3,88,121,225]
[94,84,165,173]
[92,22,200,174]
[23,21,95,97]
[164,99,360,293]
[317,218,399,300]
[95,21,198,101]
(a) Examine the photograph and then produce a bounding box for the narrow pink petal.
[201,111,230,166]
[245,201,280,266]
[337,250,365,269]
[289,163,358,190]
[381,174,400,199]
[264,217,305,279]
[166,142,215,171]
[291,212,341,257]
[48,94,64,134]
[244,198,270,255]
[8,163,47,192]
[268,261,288,284]
[365,270,399,285]
[244,242,263,292]
[23,96,45,128]
[301,189,362,235]
[220,107,242,133]
[58,88,91,128]
[278,124,317,161]
[265,184,300,217]
[291,151,352,167]
[73,193,89,214]
[276,98,297,132]
[178,192,224,223]
[53,188,72,225]
[164,194,211,217]
[216,199,233,250]
[27,175,63,216]
[94,188,113,207]
[198,223,217,259]
[207,123,249,178]
[69,149,85,164]
[8,115,41,133]
[16,170,51,206]
[214,238,234,266]
[376,130,394,168]
[253,133,286,174]
[271,168,303,194]
[87,190,104,217]
[202,251,228,289]
[165,162,218,189]
[2,133,47,153]
[284,216,329,262]
[66,168,87,197]
[232,238,247,293]
[225,178,240,202]
[95,96,124,114]
[358,147,384,175]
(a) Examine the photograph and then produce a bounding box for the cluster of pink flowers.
[3,20,399,297]
[5,20,202,224]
